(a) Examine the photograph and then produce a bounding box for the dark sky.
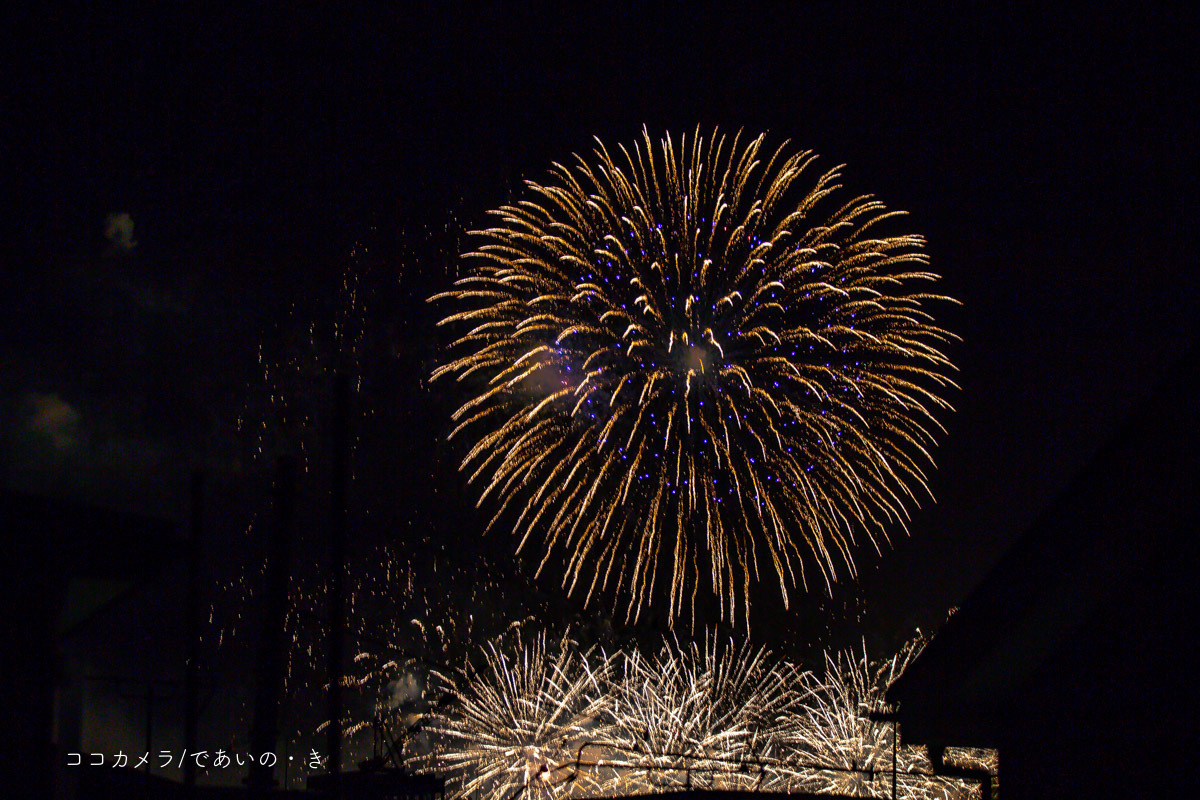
[8,4,1198,650]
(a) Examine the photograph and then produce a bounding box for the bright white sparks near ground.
[406,632,994,800]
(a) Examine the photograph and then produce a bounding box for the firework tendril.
[432,128,959,624]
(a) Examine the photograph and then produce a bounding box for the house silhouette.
[3,490,178,800]
[887,345,1199,798]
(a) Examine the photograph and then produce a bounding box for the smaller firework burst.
[599,636,802,794]
[780,638,970,799]
[417,633,611,800]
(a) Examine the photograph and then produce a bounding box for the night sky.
[7,3,1199,780]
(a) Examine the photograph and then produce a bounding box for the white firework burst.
[780,638,972,798]
[410,630,992,800]
[417,633,611,800]
[598,635,802,793]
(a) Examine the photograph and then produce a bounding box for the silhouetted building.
[2,491,178,800]
[887,347,1200,797]
[308,769,444,800]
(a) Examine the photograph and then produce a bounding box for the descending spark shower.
[431,128,959,624]
[410,633,995,800]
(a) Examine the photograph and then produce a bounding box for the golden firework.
[432,128,958,625]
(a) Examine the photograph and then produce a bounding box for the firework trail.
[432,128,959,625]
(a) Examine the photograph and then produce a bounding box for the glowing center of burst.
[664,328,723,378]
[681,342,711,374]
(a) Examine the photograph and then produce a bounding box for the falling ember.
[431,127,959,625]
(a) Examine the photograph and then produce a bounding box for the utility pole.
[326,370,351,799]
[246,456,297,796]
[892,719,898,800]
[868,709,899,800]
[184,470,203,795]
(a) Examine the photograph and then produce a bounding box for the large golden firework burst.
[431,128,958,625]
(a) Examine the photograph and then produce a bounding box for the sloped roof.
[5,489,179,633]
[887,343,1199,744]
